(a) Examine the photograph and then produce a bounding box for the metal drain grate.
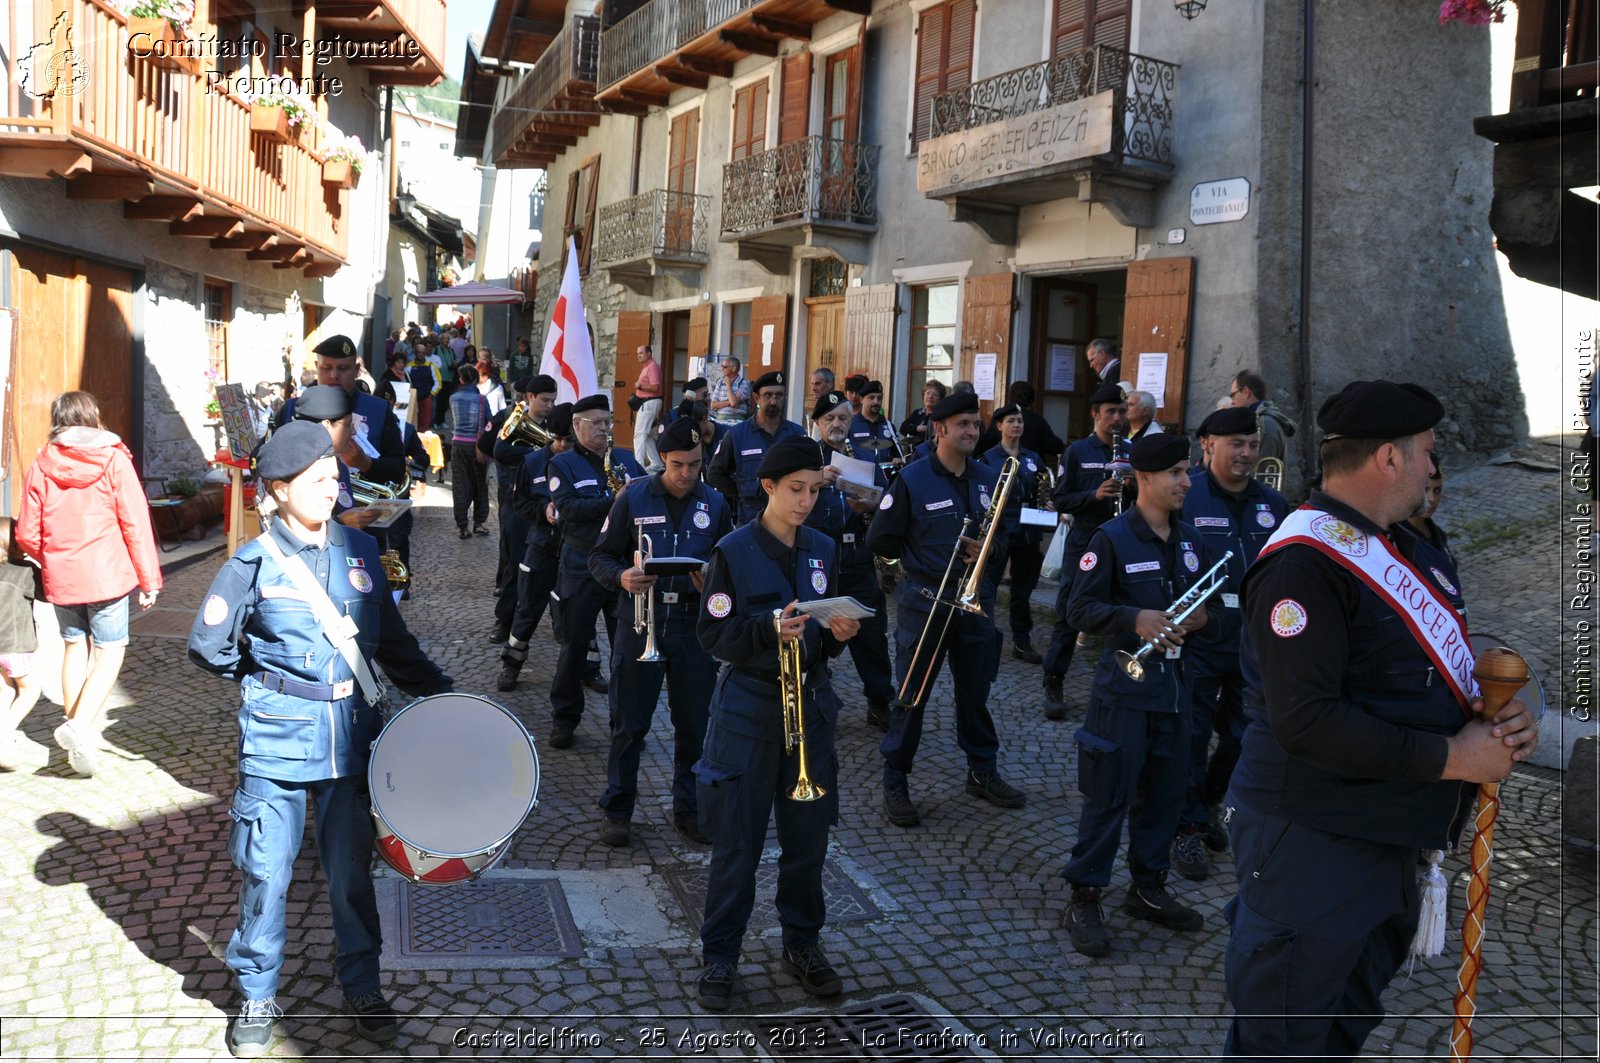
[394,877,583,958]
[759,995,987,1061]
[662,859,881,928]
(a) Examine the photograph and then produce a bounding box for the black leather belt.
[252,671,354,701]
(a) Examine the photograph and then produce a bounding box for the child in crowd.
[0,517,43,770]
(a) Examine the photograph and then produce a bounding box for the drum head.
[369,694,539,858]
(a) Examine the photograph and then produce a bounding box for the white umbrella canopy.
[414,281,525,305]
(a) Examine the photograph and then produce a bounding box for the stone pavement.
[0,452,1592,1060]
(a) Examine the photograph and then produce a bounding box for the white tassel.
[1411,849,1449,959]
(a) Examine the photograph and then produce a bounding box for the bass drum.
[368,693,539,884]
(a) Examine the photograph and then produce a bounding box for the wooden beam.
[124,195,203,222]
[247,244,303,261]
[654,64,710,89]
[211,231,277,250]
[303,261,343,279]
[678,54,735,78]
[719,29,780,57]
[0,147,93,180]
[749,14,810,40]
[508,15,562,38]
[601,97,650,117]
[526,132,579,149]
[616,87,671,108]
[273,251,314,269]
[823,0,871,13]
[315,2,383,19]
[65,173,154,200]
[171,216,245,238]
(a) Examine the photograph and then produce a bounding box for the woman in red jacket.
[16,391,162,776]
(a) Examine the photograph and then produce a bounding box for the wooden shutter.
[912,0,974,149]
[1090,0,1130,52]
[1119,257,1194,428]
[580,158,601,274]
[748,294,789,374]
[778,52,811,145]
[562,169,581,273]
[731,80,768,160]
[842,282,897,398]
[688,302,713,371]
[667,109,699,194]
[960,272,1015,425]
[1053,0,1130,59]
[611,310,654,445]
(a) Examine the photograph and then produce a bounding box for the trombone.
[928,455,1020,616]
[1254,456,1284,491]
[634,527,661,662]
[1116,550,1234,681]
[775,608,824,802]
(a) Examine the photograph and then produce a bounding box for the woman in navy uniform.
[1060,433,1217,959]
[980,402,1049,664]
[590,417,733,847]
[187,421,452,1058]
[692,436,860,1012]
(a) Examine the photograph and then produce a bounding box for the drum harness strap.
[258,533,383,707]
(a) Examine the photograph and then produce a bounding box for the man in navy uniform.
[848,379,897,450]
[590,417,733,847]
[1042,382,1130,720]
[1060,433,1216,958]
[1224,380,1537,1059]
[1168,406,1289,882]
[546,395,644,749]
[707,371,804,525]
[188,421,452,1058]
[693,436,860,1011]
[980,402,1050,665]
[275,335,408,502]
[809,390,896,729]
[489,375,558,643]
[498,402,573,691]
[867,390,1025,828]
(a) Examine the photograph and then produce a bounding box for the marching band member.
[1395,458,1467,617]
[283,385,373,529]
[1041,382,1130,720]
[808,391,895,729]
[866,390,1025,829]
[546,395,644,749]
[1060,433,1217,959]
[981,402,1049,665]
[848,380,897,450]
[187,422,452,1058]
[1169,406,1289,882]
[498,402,574,692]
[590,418,733,847]
[693,436,860,1011]
[1224,380,1535,1058]
[899,380,946,452]
[489,375,558,643]
[706,371,805,525]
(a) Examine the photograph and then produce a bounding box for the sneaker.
[674,813,710,845]
[1171,826,1211,881]
[473,524,490,536]
[865,702,890,731]
[1065,887,1111,957]
[1203,805,1230,852]
[54,720,97,777]
[883,783,921,828]
[1012,643,1043,664]
[1075,631,1093,650]
[1043,676,1067,721]
[966,770,1026,809]
[343,989,398,1043]
[549,723,575,750]
[782,945,843,996]
[582,673,610,695]
[599,817,630,847]
[496,663,519,692]
[227,997,282,1058]
[488,624,510,644]
[696,961,735,1011]
[1122,879,1204,932]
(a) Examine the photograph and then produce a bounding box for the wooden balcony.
[1,0,356,275]
[596,0,868,112]
[491,15,601,168]
[719,135,877,274]
[317,0,448,85]
[594,188,710,291]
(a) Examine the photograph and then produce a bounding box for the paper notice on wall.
[1047,344,1077,392]
[761,323,775,366]
[973,353,998,400]
[1136,353,1169,407]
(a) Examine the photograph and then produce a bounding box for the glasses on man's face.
[579,416,613,431]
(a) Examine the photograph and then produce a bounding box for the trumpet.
[1116,550,1234,681]
[1254,456,1284,491]
[634,528,661,662]
[499,403,552,446]
[774,609,824,802]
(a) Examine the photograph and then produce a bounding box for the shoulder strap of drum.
[257,532,383,706]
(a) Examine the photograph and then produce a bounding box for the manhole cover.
[394,877,582,958]
[760,995,988,1061]
[663,859,880,929]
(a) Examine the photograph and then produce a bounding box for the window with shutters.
[909,284,958,400]
[667,109,699,193]
[911,0,975,150]
[728,303,754,364]
[1050,0,1130,59]
[203,280,231,380]
[730,80,769,161]
[563,158,601,275]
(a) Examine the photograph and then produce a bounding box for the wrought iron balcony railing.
[720,136,879,239]
[599,0,763,91]
[594,189,711,268]
[929,46,1178,167]
[491,15,600,162]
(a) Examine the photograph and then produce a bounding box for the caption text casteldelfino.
[124,30,420,96]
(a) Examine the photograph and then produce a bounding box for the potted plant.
[125,0,196,73]
[322,135,366,189]
[165,475,201,498]
[250,93,313,145]
[203,398,221,421]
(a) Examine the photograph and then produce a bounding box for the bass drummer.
[187,421,452,1059]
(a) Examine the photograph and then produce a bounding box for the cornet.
[1116,550,1234,681]
[634,527,661,662]
[775,609,824,802]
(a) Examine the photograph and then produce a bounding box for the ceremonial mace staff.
[1449,646,1531,1062]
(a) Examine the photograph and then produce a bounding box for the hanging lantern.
[1174,0,1207,18]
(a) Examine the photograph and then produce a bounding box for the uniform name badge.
[1222,592,1240,609]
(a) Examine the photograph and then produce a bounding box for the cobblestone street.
[0,445,1593,1060]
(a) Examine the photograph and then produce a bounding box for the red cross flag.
[539,237,599,404]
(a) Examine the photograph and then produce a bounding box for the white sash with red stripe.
[1259,506,1479,710]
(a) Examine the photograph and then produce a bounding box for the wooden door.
[804,296,846,390]
[960,272,1015,424]
[1120,257,1194,429]
[610,309,653,448]
[1029,277,1100,444]
[662,310,692,401]
[841,282,896,405]
[688,303,713,382]
[748,294,789,376]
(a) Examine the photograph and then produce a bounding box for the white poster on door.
[1136,353,1169,407]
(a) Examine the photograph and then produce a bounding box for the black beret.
[676,397,700,419]
[293,385,353,422]
[311,334,358,360]
[256,421,335,481]
[573,394,610,414]
[1089,382,1125,406]
[657,418,703,454]
[992,403,1025,424]
[1317,379,1445,440]
[756,436,824,480]
[861,379,884,397]
[528,374,558,396]
[1130,433,1192,472]
[1197,406,1258,437]
[684,377,708,393]
[811,390,849,421]
[844,374,868,392]
[510,377,533,397]
[752,371,785,394]
[547,403,574,437]
[930,391,980,421]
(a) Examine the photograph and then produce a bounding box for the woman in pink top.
[15,391,162,775]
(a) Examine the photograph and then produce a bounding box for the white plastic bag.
[1041,521,1069,582]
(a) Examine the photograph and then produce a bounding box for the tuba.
[499,403,552,447]
[633,527,661,662]
[774,609,824,802]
